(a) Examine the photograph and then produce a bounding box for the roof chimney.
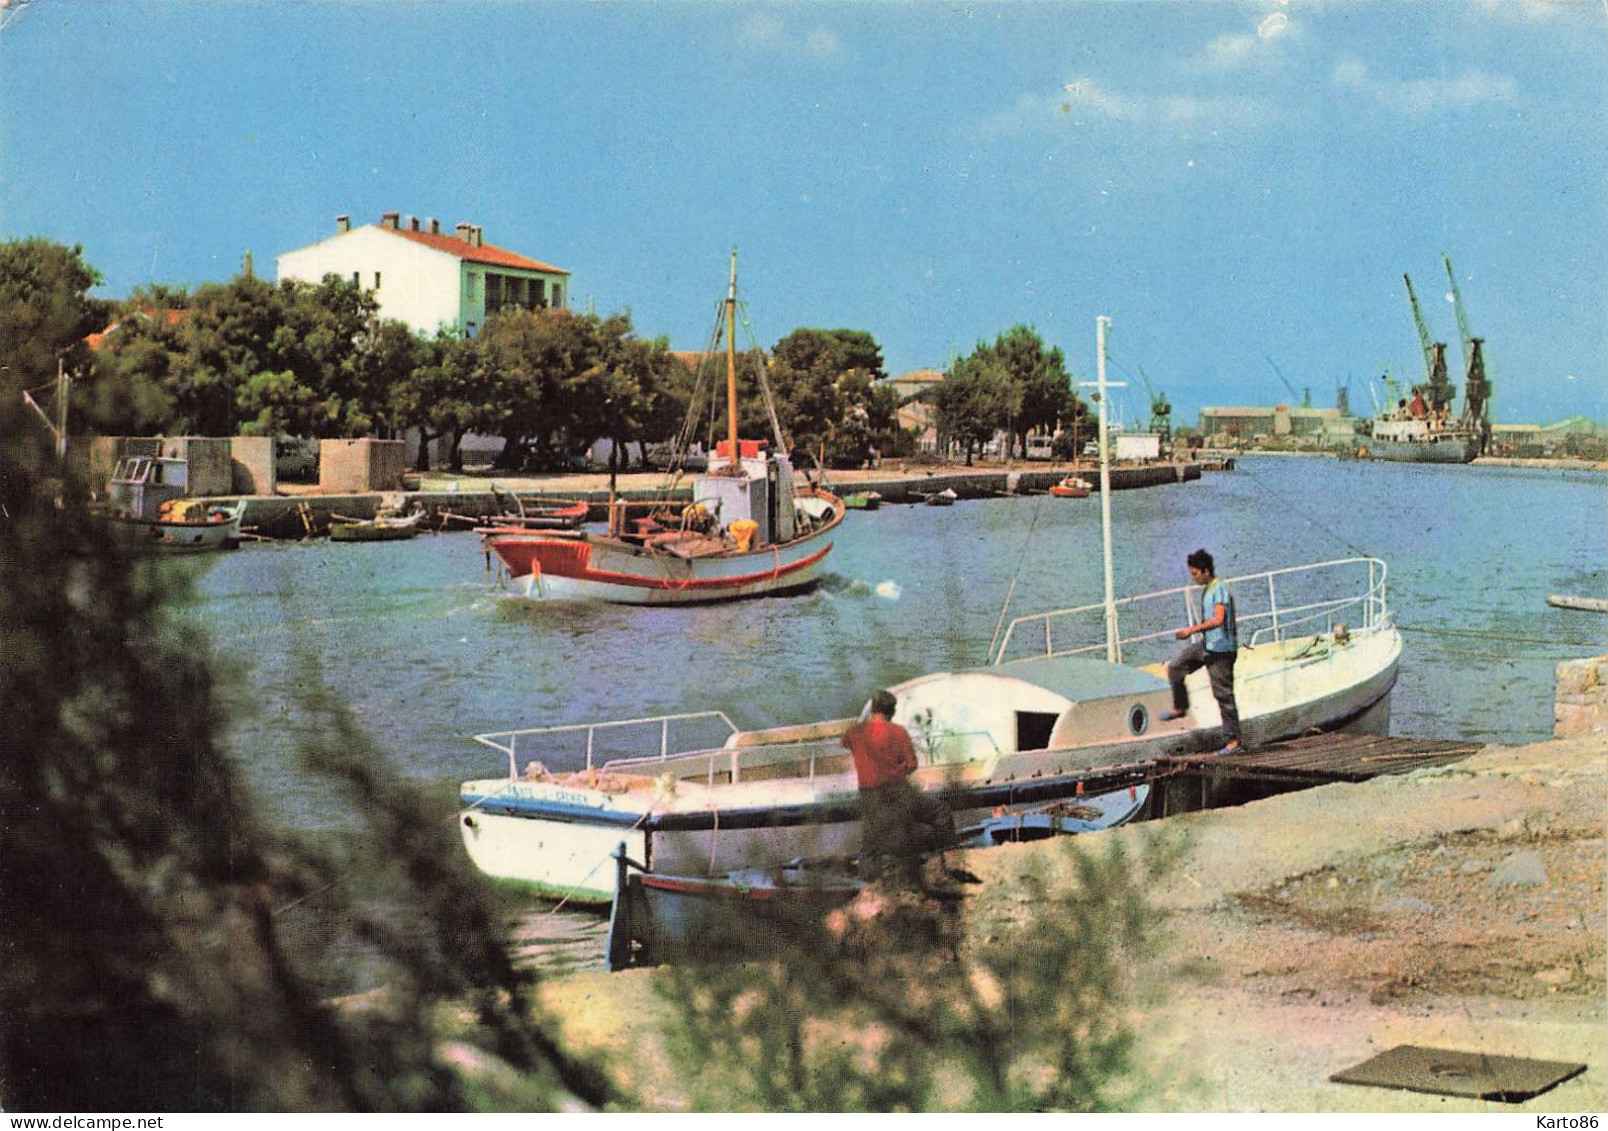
[408,216,420,232]
[428,218,440,235]
[381,211,400,230]
[336,214,350,233]
[455,222,474,243]
[471,225,483,248]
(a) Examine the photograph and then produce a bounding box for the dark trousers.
[1167,640,1240,743]
[860,781,954,881]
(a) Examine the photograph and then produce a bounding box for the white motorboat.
[458,555,1402,901]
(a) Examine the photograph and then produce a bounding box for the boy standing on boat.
[843,689,952,883]
[1161,549,1242,755]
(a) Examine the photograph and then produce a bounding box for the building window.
[552,282,564,308]
[374,271,381,290]
[351,271,360,288]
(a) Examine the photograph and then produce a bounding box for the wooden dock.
[1160,733,1483,784]
[1045,733,1486,823]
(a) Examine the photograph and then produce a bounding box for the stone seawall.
[231,462,1206,537]
[1555,652,1608,739]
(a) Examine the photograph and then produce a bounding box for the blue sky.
[2,0,1603,425]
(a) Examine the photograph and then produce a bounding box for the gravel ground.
[530,734,1606,1112]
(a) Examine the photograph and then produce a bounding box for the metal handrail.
[993,556,1390,665]
[474,710,739,780]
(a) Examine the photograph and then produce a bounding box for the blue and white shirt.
[1202,579,1237,654]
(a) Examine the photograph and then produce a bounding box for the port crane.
[1264,357,1310,409]
[1442,254,1492,451]
[1402,273,1456,415]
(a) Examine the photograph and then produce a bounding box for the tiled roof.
[86,309,188,349]
[386,227,569,275]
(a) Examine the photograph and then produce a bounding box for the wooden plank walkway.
[1159,733,1483,785]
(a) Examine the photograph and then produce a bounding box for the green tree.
[768,328,888,466]
[971,325,1079,459]
[475,306,596,469]
[0,320,615,1110]
[934,354,1010,465]
[0,239,107,384]
[391,333,492,471]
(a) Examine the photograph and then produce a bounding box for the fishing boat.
[457,319,1403,902]
[329,510,424,542]
[1049,476,1093,498]
[103,455,244,552]
[481,253,846,605]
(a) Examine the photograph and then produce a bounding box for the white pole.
[1078,319,1125,661]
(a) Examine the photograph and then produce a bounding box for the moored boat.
[919,487,958,507]
[844,491,883,511]
[329,510,424,542]
[102,456,244,552]
[458,554,1401,901]
[605,849,864,971]
[1049,476,1093,498]
[481,252,846,605]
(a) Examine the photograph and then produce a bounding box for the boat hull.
[1362,431,1481,464]
[458,628,1400,901]
[329,519,420,542]
[105,510,243,553]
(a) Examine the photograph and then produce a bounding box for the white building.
[276,211,570,338]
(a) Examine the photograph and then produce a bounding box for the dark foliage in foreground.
[0,409,613,1111]
[657,834,1182,1112]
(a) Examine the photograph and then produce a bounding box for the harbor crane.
[1264,357,1311,409]
[1402,273,1456,415]
[1442,254,1493,451]
[1135,367,1172,441]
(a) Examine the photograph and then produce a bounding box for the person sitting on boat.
[1159,549,1242,755]
[842,689,953,885]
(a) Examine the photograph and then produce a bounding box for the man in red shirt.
[842,690,952,883]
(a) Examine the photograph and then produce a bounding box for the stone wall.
[1554,653,1608,739]
[319,438,407,493]
[229,436,276,495]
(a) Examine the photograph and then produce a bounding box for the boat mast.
[1081,316,1124,663]
[725,248,740,474]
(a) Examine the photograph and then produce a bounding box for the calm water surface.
[192,457,1607,822]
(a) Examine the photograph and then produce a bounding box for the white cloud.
[737,13,841,60]
[1472,0,1575,22]
[1332,55,1518,115]
[1199,6,1295,71]
[979,76,1273,137]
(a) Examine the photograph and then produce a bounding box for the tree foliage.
[658,834,1181,1112]
[0,253,615,1112]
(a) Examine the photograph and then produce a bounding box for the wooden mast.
[724,248,740,473]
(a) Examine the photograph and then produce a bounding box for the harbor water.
[191,457,1607,825]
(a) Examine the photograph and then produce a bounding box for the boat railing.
[474,710,739,780]
[992,557,1390,667]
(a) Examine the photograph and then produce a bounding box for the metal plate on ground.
[1330,1045,1587,1103]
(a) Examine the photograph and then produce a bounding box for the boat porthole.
[1128,703,1149,736]
[463,815,477,829]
